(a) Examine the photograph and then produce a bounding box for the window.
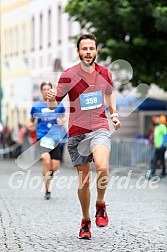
[39,13,43,50]
[31,16,35,51]
[68,17,72,40]
[10,29,13,56]
[57,5,62,44]
[4,30,8,57]
[22,23,26,53]
[12,28,16,55]
[13,27,17,55]
[48,9,51,47]
[15,27,19,55]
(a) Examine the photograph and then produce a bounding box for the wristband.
[111,113,119,118]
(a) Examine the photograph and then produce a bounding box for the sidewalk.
[0,159,167,252]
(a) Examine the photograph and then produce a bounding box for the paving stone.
[0,160,167,252]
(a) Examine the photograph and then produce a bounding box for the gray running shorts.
[67,129,111,167]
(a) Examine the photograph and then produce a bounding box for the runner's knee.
[96,165,108,174]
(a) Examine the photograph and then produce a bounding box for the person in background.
[0,121,3,150]
[15,124,27,157]
[1,125,13,159]
[0,121,3,133]
[27,82,66,200]
[147,116,156,175]
[150,115,167,178]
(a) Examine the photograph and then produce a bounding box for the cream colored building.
[0,0,80,128]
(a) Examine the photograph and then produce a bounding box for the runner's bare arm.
[105,92,121,130]
[105,92,116,114]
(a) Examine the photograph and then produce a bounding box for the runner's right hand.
[46,88,57,101]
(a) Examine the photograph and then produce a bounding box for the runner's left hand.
[112,117,121,130]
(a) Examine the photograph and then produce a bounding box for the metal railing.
[109,138,151,171]
[1,136,152,172]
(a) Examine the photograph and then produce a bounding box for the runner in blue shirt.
[27,82,66,199]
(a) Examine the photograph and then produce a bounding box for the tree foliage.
[65,0,167,90]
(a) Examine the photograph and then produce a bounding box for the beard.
[79,54,96,67]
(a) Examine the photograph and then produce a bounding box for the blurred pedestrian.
[147,116,156,174]
[14,124,27,157]
[1,125,13,158]
[150,115,167,178]
[0,121,3,133]
[27,82,66,200]
[47,34,121,239]
[0,121,3,147]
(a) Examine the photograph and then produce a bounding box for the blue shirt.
[30,101,65,140]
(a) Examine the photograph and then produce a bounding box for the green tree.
[65,0,167,90]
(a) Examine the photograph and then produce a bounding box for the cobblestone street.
[0,159,167,252]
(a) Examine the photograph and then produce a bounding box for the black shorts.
[37,139,61,160]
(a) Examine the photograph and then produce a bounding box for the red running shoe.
[95,202,108,227]
[79,219,91,239]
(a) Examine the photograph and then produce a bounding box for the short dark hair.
[40,82,52,90]
[77,34,97,49]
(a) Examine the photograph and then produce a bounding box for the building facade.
[0,0,80,128]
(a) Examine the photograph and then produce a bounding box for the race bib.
[40,137,55,149]
[79,90,102,110]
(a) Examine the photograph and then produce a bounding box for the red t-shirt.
[56,63,113,137]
